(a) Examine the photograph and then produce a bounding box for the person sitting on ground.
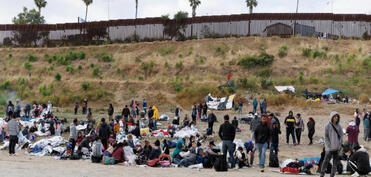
[203,140,218,158]
[113,119,120,135]
[131,123,141,138]
[29,121,38,133]
[22,126,30,140]
[91,137,104,163]
[162,139,170,155]
[111,142,125,164]
[172,140,184,163]
[76,131,84,146]
[182,115,190,128]
[149,140,162,160]
[142,140,153,160]
[38,121,47,133]
[196,148,209,167]
[235,146,249,168]
[77,135,92,155]
[344,145,370,176]
[178,143,197,167]
[126,134,135,149]
[123,140,135,164]
[54,122,62,136]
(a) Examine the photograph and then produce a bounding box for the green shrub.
[334,54,340,62]
[188,48,193,56]
[92,67,100,76]
[313,50,326,58]
[7,53,12,59]
[164,61,169,68]
[362,56,371,70]
[56,56,70,65]
[347,54,356,64]
[237,52,274,68]
[178,54,183,58]
[39,84,53,96]
[299,71,304,83]
[27,54,38,62]
[24,61,31,70]
[159,47,174,56]
[78,65,82,70]
[215,45,228,56]
[77,51,86,59]
[173,80,182,92]
[116,68,121,73]
[48,57,53,64]
[175,61,183,69]
[138,76,144,80]
[141,61,155,76]
[65,51,78,61]
[55,73,61,81]
[237,77,258,91]
[199,56,205,63]
[0,80,11,90]
[322,46,329,51]
[66,66,74,74]
[260,79,273,89]
[309,76,319,84]
[135,56,141,63]
[302,48,312,58]
[99,53,114,62]
[81,82,90,91]
[90,63,94,68]
[278,45,288,58]
[255,68,271,78]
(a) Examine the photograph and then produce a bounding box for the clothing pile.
[174,126,201,138]
[280,159,317,175]
[28,136,67,156]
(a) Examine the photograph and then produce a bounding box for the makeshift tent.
[205,93,235,110]
[274,86,295,93]
[322,88,340,96]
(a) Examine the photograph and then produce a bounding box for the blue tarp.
[322,88,340,96]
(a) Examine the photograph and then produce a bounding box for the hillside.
[0,37,370,110]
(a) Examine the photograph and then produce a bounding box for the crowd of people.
[1,98,370,176]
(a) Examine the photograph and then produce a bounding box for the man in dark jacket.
[99,118,110,150]
[218,115,236,168]
[148,106,154,119]
[346,145,370,176]
[284,111,296,145]
[122,105,130,122]
[108,104,114,121]
[131,123,141,138]
[254,116,271,172]
[208,111,217,134]
[232,116,239,130]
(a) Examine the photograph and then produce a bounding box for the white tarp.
[274,86,295,93]
[206,93,235,110]
[174,126,202,138]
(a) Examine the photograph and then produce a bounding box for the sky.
[0,0,370,24]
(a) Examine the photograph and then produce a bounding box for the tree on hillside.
[162,11,188,41]
[10,7,48,46]
[82,0,93,22]
[189,0,201,38]
[134,0,139,40]
[34,0,47,14]
[246,0,258,36]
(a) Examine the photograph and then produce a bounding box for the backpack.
[206,128,212,136]
[103,156,116,165]
[214,155,228,172]
[269,152,279,167]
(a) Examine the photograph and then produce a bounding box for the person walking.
[254,116,271,172]
[218,115,236,169]
[295,113,304,145]
[238,100,243,115]
[69,118,78,156]
[108,104,114,121]
[207,111,217,134]
[74,102,79,115]
[7,115,19,155]
[284,111,296,145]
[252,98,258,114]
[250,113,260,140]
[320,112,343,177]
[307,117,316,145]
[122,105,130,122]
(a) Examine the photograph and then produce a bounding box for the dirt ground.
[0,103,370,177]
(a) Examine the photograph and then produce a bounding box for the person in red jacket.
[112,143,125,164]
[346,121,359,150]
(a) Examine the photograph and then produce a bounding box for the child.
[235,146,249,168]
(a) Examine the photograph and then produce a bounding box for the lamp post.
[293,0,299,36]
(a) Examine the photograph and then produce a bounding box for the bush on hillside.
[302,48,312,58]
[237,52,274,69]
[27,54,38,62]
[359,93,370,103]
[55,73,61,81]
[278,45,288,58]
[99,52,114,62]
[24,61,31,70]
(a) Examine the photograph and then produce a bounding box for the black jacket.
[254,123,271,144]
[131,127,141,137]
[122,108,130,117]
[232,119,238,129]
[307,121,315,132]
[271,126,279,144]
[99,123,110,140]
[108,106,114,116]
[284,115,295,129]
[148,109,154,118]
[349,150,370,174]
[208,113,216,123]
[218,121,236,141]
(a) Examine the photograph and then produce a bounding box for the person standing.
[362,110,369,141]
[108,104,114,121]
[218,115,236,169]
[259,99,264,115]
[191,105,197,124]
[122,105,130,122]
[74,102,79,115]
[130,100,136,119]
[254,116,271,172]
[250,113,260,140]
[207,111,217,134]
[175,107,181,119]
[354,109,361,127]
[143,99,147,115]
[346,121,359,149]
[202,103,208,119]
[252,98,258,114]
[86,108,93,122]
[270,121,280,155]
[263,98,267,114]
[307,117,316,145]
[284,111,296,145]
[7,115,19,155]
[295,113,304,145]
[320,112,343,177]
[69,118,78,156]
[82,98,88,115]
[238,100,243,115]
[99,118,110,150]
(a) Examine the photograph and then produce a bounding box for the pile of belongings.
[28,136,67,156]
[0,132,31,150]
[174,126,202,138]
[152,129,169,137]
[116,134,141,145]
[159,115,169,121]
[280,159,317,175]
[240,112,254,124]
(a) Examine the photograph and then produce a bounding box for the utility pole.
[293,0,299,36]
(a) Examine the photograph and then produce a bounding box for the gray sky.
[0,0,370,24]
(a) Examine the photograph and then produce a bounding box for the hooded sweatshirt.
[7,119,19,136]
[324,112,343,151]
[172,141,183,159]
[348,147,370,174]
